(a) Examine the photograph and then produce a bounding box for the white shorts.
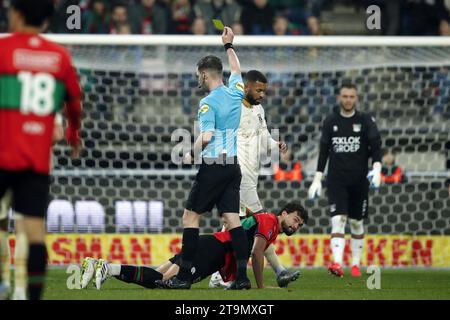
[239,169,263,217]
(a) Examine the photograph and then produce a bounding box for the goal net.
[5,35,450,268]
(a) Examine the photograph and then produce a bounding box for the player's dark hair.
[11,0,55,27]
[340,82,357,92]
[245,70,267,84]
[197,55,223,75]
[278,202,309,224]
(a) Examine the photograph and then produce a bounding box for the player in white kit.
[209,70,300,288]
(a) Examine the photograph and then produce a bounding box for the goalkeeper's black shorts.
[326,178,370,220]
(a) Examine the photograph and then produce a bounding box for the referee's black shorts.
[185,156,241,215]
[326,178,369,220]
[0,169,50,218]
[169,235,228,283]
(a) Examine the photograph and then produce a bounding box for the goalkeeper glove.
[367,162,382,189]
[308,172,323,200]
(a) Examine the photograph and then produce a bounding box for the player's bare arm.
[53,114,64,143]
[251,236,267,289]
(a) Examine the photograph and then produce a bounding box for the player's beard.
[340,102,356,114]
[245,95,259,105]
[281,221,295,236]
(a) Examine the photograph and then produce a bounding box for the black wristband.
[224,43,234,51]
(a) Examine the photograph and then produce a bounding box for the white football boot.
[208,271,230,289]
[80,257,98,289]
[94,259,111,290]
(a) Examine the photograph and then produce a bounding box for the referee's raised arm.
[222,27,241,75]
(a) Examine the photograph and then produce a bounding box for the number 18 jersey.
[0,33,82,175]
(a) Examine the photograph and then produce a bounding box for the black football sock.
[229,226,249,281]
[116,265,163,289]
[27,243,47,300]
[177,228,199,281]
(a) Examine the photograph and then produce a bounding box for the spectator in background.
[381,149,405,184]
[272,15,290,35]
[232,22,244,35]
[269,0,323,35]
[193,0,242,34]
[190,16,207,35]
[241,0,275,35]
[129,0,170,34]
[116,23,132,34]
[439,0,450,36]
[0,0,8,32]
[110,2,131,34]
[273,149,303,182]
[82,0,110,34]
[306,15,321,35]
[400,0,450,35]
[171,0,194,34]
[440,17,450,35]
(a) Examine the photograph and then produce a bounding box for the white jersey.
[237,103,278,215]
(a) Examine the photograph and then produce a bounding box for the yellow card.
[212,19,225,31]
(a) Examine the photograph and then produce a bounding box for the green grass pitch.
[43,268,450,300]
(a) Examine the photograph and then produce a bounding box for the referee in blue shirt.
[157,27,251,290]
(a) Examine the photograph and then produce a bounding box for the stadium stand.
[1,0,450,36]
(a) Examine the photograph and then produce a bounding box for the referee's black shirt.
[317,110,382,184]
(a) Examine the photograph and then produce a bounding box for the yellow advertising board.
[6,234,450,267]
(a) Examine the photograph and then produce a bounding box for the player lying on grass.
[80,202,308,290]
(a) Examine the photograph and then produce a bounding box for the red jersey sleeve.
[254,213,279,246]
[61,50,82,146]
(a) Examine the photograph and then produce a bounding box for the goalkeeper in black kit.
[308,83,382,277]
